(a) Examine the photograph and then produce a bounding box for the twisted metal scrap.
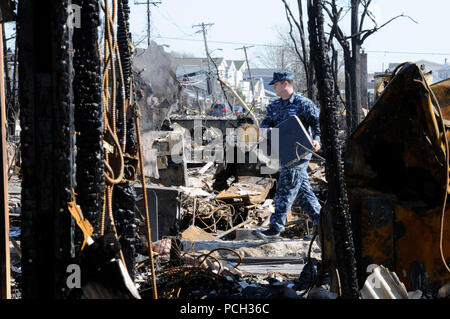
[181,195,236,232]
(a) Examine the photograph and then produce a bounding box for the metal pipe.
[135,102,158,299]
[218,78,259,127]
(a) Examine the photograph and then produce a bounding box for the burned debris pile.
[113,153,328,299]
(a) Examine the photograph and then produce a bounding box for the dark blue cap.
[269,71,294,85]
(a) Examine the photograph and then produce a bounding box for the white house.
[389,60,450,84]
[172,56,228,93]
[171,55,278,108]
[238,78,266,104]
[233,60,246,88]
[224,60,236,86]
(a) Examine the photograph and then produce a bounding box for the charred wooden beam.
[73,0,104,235]
[18,0,76,299]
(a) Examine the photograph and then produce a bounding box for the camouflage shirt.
[260,92,321,143]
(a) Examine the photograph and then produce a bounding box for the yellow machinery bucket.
[344,62,450,295]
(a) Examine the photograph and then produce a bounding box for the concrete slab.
[182,238,321,260]
[238,263,304,275]
[234,229,259,240]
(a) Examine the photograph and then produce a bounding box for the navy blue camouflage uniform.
[260,92,322,232]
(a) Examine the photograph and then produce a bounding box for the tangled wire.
[180,195,239,233]
[141,246,243,299]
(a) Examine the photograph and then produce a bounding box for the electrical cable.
[424,75,450,273]
[132,74,159,298]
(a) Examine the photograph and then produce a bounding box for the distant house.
[389,60,450,83]
[172,56,226,75]
[172,56,227,95]
[225,60,236,87]
[172,56,285,109]
[244,68,277,97]
[232,60,246,88]
[215,58,228,80]
[238,78,267,105]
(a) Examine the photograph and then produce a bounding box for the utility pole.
[134,0,161,47]
[236,45,255,104]
[193,22,215,99]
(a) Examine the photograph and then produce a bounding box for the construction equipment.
[341,62,450,296]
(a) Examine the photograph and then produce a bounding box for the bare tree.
[281,0,316,102]
[257,31,292,72]
[323,0,417,133]
[258,33,308,95]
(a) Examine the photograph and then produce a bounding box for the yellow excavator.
[331,62,450,296]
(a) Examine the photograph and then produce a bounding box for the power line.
[192,23,215,98]
[155,6,194,37]
[236,45,255,99]
[134,1,162,46]
[152,35,283,48]
[150,36,450,56]
[364,50,450,56]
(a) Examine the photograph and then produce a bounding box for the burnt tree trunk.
[73,0,104,236]
[19,0,76,298]
[344,52,352,133]
[360,51,368,111]
[307,0,359,298]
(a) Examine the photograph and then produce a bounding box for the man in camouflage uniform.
[252,71,322,240]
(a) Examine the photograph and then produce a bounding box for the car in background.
[209,102,232,116]
[233,105,244,115]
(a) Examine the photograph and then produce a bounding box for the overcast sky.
[128,0,450,73]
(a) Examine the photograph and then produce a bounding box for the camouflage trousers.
[270,160,322,232]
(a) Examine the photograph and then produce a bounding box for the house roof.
[241,68,278,94]
[389,60,448,72]
[172,56,224,67]
[244,68,277,77]
[414,59,448,70]
[234,60,246,70]
[225,60,235,68]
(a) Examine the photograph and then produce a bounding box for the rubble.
[130,165,325,298]
[6,108,331,300]
[343,64,450,296]
[1,0,449,303]
[360,265,409,299]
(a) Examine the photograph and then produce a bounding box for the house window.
[439,70,449,79]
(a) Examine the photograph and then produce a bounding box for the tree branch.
[323,1,349,51]
[285,6,306,65]
[282,0,312,92]
[359,0,372,32]
[361,13,418,42]
[344,13,418,43]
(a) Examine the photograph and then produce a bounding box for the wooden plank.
[216,218,254,239]
[0,22,11,299]
[216,176,274,204]
[198,161,214,175]
[181,225,216,241]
